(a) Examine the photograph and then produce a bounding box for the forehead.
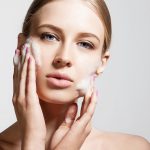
[33,0,104,40]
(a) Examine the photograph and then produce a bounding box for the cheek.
[75,55,101,94]
[77,54,101,76]
[30,41,42,66]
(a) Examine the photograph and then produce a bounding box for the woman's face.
[28,0,106,104]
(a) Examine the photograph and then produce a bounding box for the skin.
[0,0,150,150]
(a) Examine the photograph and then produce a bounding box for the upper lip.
[46,72,73,82]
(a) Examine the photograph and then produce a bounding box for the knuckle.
[16,100,24,108]
[12,97,16,105]
[18,94,24,100]
[16,95,25,105]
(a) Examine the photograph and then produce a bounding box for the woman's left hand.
[49,82,98,150]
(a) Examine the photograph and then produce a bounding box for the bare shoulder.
[86,128,150,150]
[0,122,20,150]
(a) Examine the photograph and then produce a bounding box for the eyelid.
[41,32,60,41]
[85,40,95,47]
[78,40,95,49]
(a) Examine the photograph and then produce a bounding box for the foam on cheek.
[31,41,42,66]
[22,38,42,66]
[75,61,100,95]
[76,76,91,95]
[21,41,30,64]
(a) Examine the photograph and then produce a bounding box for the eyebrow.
[36,24,100,43]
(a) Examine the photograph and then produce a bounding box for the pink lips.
[46,72,73,88]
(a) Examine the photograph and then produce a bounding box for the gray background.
[0,0,150,141]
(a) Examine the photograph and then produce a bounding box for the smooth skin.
[0,48,149,150]
[0,46,150,150]
[0,0,150,149]
[7,46,98,150]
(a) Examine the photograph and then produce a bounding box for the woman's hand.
[50,80,98,150]
[13,46,46,150]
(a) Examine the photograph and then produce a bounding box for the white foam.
[13,54,19,65]
[76,76,92,95]
[23,38,42,66]
[31,41,41,66]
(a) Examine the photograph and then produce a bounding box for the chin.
[37,87,80,104]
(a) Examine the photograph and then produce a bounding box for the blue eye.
[40,33,59,41]
[78,41,94,49]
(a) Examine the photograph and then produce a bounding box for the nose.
[53,57,72,68]
[52,46,72,68]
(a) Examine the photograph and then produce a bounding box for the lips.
[46,72,73,88]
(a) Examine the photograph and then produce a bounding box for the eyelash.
[40,33,95,49]
[77,41,94,49]
[40,33,60,41]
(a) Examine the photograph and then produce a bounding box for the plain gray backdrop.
[0,0,150,141]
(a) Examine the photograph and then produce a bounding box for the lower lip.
[46,77,73,88]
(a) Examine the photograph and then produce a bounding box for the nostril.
[53,57,72,67]
[57,60,61,63]
[67,62,72,67]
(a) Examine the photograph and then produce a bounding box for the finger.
[13,50,19,92]
[18,47,30,102]
[26,55,37,104]
[73,89,97,131]
[80,86,92,117]
[12,49,21,101]
[63,103,78,128]
[80,76,94,116]
[21,42,30,65]
[21,45,26,64]
[81,89,97,119]
[16,48,23,97]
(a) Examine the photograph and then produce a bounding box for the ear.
[17,33,27,49]
[95,50,110,76]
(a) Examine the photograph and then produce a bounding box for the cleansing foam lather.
[76,74,95,95]
[21,38,42,66]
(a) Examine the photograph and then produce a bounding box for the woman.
[0,0,149,149]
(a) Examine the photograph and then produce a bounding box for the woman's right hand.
[12,46,46,150]
[50,79,98,150]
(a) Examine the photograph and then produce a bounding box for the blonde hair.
[22,0,112,54]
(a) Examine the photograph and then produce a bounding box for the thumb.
[64,103,78,128]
